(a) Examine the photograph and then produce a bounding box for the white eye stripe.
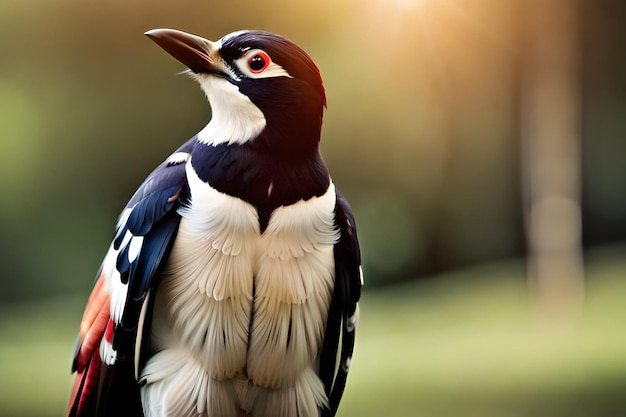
[234,49,293,79]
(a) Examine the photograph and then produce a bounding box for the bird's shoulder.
[123,136,196,218]
[334,190,361,264]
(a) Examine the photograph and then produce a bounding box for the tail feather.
[68,347,102,417]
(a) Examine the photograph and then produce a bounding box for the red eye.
[248,51,271,74]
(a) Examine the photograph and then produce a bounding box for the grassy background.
[1,245,624,417]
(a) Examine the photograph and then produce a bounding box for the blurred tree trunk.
[521,0,585,319]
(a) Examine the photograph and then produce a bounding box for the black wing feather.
[121,210,180,331]
[69,138,196,417]
[320,189,362,417]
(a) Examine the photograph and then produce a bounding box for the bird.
[67,28,362,417]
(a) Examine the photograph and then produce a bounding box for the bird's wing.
[319,189,363,417]
[68,138,195,417]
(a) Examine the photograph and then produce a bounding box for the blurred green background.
[1,0,625,416]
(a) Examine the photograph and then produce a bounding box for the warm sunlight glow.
[392,0,431,10]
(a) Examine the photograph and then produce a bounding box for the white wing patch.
[98,230,128,329]
[347,304,360,332]
[109,267,128,325]
[100,340,117,366]
[104,229,142,326]
[127,235,144,264]
[115,207,133,231]
[165,151,191,165]
[99,205,148,366]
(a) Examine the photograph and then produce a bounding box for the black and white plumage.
[67,29,362,417]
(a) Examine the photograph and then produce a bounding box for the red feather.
[68,272,110,416]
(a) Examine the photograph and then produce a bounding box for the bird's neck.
[197,80,267,146]
[190,141,330,232]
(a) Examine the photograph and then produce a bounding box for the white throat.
[196,75,266,146]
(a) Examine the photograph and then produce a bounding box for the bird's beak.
[145,28,223,75]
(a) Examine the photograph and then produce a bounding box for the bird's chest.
[152,162,338,387]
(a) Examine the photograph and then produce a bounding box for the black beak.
[145,28,222,75]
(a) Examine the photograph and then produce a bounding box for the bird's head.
[145,28,326,155]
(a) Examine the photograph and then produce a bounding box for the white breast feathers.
[139,160,339,417]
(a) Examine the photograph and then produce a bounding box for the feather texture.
[196,75,267,146]
[69,29,362,417]
[68,141,191,417]
[138,165,341,416]
[69,140,362,417]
